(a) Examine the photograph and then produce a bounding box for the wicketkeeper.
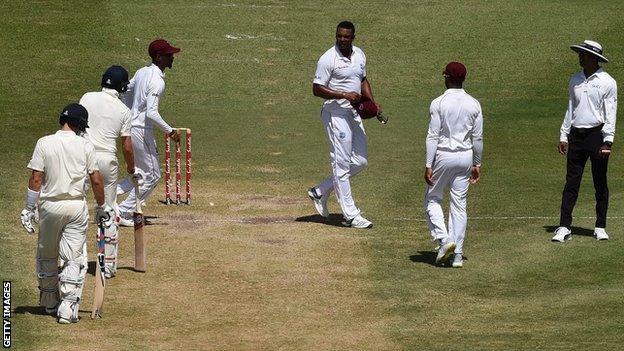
[21,103,114,323]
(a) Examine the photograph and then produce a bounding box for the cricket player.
[117,39,181,222]
[20,103,114,323]
[80,65,143,278]
[553,40,617,242]
[424,62,483,268]
[308,21,380,229]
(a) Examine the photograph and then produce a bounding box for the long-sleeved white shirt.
[80,88,132,154]
[559,68,617,143]
[426,88,483,167]
[122,63,173,133]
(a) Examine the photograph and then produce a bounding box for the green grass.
[1,1,624,350]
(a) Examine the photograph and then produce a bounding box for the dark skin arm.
[121,136,135,174]
[313,83,361,103]
[88,171,106,206]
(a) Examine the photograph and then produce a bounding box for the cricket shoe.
[308,187,329,217]
[435,241,456,264]
[342,214,373,229]
[594,228,609,241]
[117,213,134,227]
[452,254,463,268]
[551,227,572,242]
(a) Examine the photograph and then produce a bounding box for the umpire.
[553,40,618,242]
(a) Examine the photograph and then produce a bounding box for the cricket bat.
[91,221,106,318]
[133,179,146,272]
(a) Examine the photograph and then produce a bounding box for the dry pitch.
[2,1,624,350]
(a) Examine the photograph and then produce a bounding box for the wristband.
[26,188,40,211]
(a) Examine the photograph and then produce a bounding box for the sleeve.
[425,101,441,168]
[27,139,45,172]
[120,107,132,137]
[560,78,574,142]
[85,141,99,174]
[313,54,331,86]
[602,79,617,143]
[120,76,135,109]
[145,79,173,133]
[472,104,484,166]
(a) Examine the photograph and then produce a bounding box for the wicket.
[164,128,192,205]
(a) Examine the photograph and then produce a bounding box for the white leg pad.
[36,258,59,309]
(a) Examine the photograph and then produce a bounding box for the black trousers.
[559,126,609,229]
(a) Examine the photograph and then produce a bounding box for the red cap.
[443,62,467,81]
[148,39,181,58]
[353,98,379,119]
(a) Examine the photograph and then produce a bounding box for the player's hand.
[424,167,434,186]
[20,208,36,234]
[342,92,361,103]
[599,144,612,158]
[558,141,568,155]
[169,129,181,142]
[131,167,146,187]
[95,205,115,228]
[469,166,481,184]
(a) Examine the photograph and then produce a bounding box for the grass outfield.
[2,0,624,349]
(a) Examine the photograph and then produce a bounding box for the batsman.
[80,65,144,278]
[20,103,114,323]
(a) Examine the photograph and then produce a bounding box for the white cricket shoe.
[551,227,572,242]
[117,213,134,227]
[343,214,373,229]
[594,228,609,241]
[452,254,463,268]
[307,187,329,217]
[435,241,456,264]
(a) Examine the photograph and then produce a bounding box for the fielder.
[308,21,380,229]
[20,103,114,323]
[424,62,483,268]
[117,39,181,221]
[553,40,617,242]
[80,65,143,278]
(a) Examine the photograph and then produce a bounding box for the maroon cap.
[148,39,181,57]
[352,98,379,119]
[443,62,467,81]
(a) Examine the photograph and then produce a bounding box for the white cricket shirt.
[27,130,99,201]
[313,45,366,109]
[426,89,484,167]
[80,88,132,154]
[123,63,173,133]
[560,68,618,143]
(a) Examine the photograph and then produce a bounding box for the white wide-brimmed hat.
[570,40,609,63]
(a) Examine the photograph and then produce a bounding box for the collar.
[56,130,76,136]
[334,45,356,61]
[150,63,165,77]
[581,67,603,80]
[101,87,120,98]
[445,88,465,93]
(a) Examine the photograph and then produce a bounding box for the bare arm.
[89,171,105,206]
[313,83,361,103]
[121,136,135,174]
[28,170,44,192]
[361,77,374,102]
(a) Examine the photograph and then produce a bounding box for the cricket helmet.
[101,65,130,93]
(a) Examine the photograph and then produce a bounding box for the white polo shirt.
[123,63,173,133]
[560,68,618,143]
[426,89,484,167]
[27,130,99,201]
[313,45,366,109]
[80,88,132,154]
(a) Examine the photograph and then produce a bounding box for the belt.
[570,124,603,137]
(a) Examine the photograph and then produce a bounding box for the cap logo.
[63,111,69,116]
[106,78,112,84]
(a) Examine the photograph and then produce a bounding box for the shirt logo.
[339,132,346,139]
[152,93,159,97]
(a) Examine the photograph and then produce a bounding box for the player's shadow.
[543,225,594,237]
[14,306,51,316]
[409,251,458,268]
[295,213,345,227]
[118,266,146,273]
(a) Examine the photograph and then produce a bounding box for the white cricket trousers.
[118,127,160,214]
[315,105,368,219]
[37,199,88,318]
[95,152,121,276]
[424,150,472,254]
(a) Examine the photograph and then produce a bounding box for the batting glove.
[20,208,36,234]
[95,205,115,228]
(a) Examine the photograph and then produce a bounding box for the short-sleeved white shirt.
[27,130,99,201]
[80,88,132,154]
[123,63,173,133]
[313,45,367,109]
